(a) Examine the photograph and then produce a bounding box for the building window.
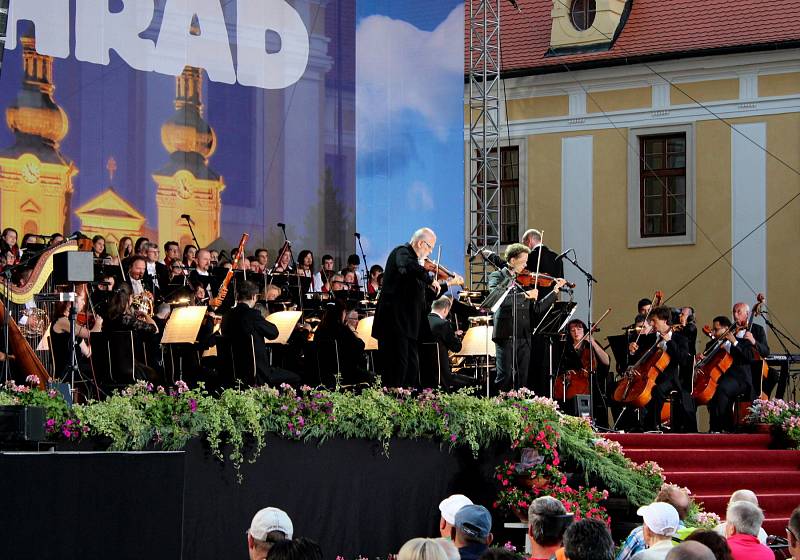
[639,134,687,237]
[627,125,695,248]
[471,145,522,247]
[570,0,596,31]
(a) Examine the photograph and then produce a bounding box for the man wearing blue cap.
[453,504,493,560]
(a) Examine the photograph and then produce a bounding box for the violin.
[516,270,575,289]
[77,311,97,329]
[423,257,456,281]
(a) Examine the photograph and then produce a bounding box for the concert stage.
[0,436,503,560]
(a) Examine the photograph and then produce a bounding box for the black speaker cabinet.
[574,394,592,418]
[53,251,94,284]
[0,406,45,441]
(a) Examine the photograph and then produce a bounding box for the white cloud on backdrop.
[356,4,464,149]
[407,180,435,212]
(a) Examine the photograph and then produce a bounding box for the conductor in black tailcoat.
[373,228,463,387]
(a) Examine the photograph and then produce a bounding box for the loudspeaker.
[0,405,45,441]
[53,251,94,284]
[574,394,592,418]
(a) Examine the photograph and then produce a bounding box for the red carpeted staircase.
[604,433,800,535]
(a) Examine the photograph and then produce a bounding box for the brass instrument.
[18,307,48,338]
[131,290,154,316]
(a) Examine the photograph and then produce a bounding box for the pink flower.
[450,434,457,442]
[189,399,197,413]
[175,380,189,394]
[25,374,40,386]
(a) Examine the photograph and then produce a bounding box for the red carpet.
[604,433,800,535]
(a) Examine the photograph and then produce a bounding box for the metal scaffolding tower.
[467,0,501,290]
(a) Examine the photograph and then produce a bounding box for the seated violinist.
[313,299,369,386]
[50,294,103,381]
[627,306,690,431]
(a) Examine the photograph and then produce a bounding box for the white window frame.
[627,123,696,248]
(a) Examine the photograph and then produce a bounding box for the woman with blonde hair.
[398,538,448,560]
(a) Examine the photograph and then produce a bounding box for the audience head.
[657,484,691,520]
[724,501,763,538]
[527,496,572,550]
[246,507,293,560]
[665,541,716,560]
[266,537,321,560]
[787,505,800,559]
[563,518,613,560]
[438,494,473,538]
[727,489,758,507]
[638,502,679,545]
[453,505,492,548]
[432,538,459,560]
[683,530,732,560]
[397,538,448,560]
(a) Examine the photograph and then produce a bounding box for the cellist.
[559,319,611,425]
[732,301,772,397]
[627,306,690,431]
[703,315,751,432]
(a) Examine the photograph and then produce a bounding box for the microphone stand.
[183,215,201,250]
[355,234,369,293]
[561,250,603,422]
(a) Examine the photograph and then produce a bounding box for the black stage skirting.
[0,436,505,559]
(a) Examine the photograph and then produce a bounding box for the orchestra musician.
[111,236,133,266]
[183,244,197,267]
[373,228,463,388]
[627,306,691,431]
[50,293,103,382]
[0,227,20,271]
[134,237,150,257]
[102,283,160,383]
[313,299,369,386]
[126,255,153,296]
[296,250,318,291]
[145,243,169,297]
[272,249,294,274]
[189,249,221,303]
[163,241,180,268]
[91,235,108,260]
[367,265,383,298]
[254,248,269,273]
[488,243,566,392]
[314,255,335,293]
[559,319,610,425]
[426,295,462,388]
[49,233,65,247]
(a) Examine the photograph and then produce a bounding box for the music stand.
[266,311,302,345]
[161,306,207,381]
[456,321,496,397]
[533,301,577,400]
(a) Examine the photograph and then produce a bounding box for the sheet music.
[161,306,207,344]
[266,310,302,345]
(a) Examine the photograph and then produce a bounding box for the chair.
[107,331,138,385]
[216,335,257,387]
[313,339,341,389]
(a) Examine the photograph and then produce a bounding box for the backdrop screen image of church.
[0,2,356,257]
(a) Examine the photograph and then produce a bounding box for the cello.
[613,291,672,422]
[554,308,611,401]
[692,321,735,405]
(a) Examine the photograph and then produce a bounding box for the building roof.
[465,0,800,77]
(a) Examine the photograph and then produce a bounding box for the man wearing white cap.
[439,494,473,538]
[246,507,294,560]
[633,502,679,560]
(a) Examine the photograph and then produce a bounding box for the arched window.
[570,0,596,31]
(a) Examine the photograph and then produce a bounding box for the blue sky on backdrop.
[356,0,465,272]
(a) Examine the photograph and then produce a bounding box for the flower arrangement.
[747,398,800,447]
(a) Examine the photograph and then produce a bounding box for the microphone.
[180,214,191,220]
[555,248,573,261]
[277,223,286,229]
[354,232,361,239]
[66,231,87,241]
[507,0,521,12]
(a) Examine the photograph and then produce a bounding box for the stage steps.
[605,433,800,535]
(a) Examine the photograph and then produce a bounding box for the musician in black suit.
[488,244,566,392]
[522,229,564,291]
[731,301,771,398]
[145,243,170,299]
[628,306,691,431]
[189,249,222,303]
[704,315,754,432]
[426,295,461,388]
[125,255,155,296]
[220,280,289,385]
[373,228,463,387]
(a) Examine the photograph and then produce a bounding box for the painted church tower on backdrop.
[153,60,225,249]
[0,29,76,237]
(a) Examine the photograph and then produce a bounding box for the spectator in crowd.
[478,549,518,560]
[788,505,800,560]
[528,496,572,560]
[618,484,691,560]
[267,537,322,560]
[633,502,680,560]
[713,489,768,544]
[453,505,493,560]
[398,538,448,560]
[665,542,715,560]
[683,530,732,560]
[246,507,293,560]
[723,501,773,560]
[438,494,473,538]
[434,538,460,560]
[563,518,614,560]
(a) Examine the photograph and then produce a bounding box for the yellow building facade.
[467,6,800,390]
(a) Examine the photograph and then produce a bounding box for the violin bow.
[577,307,612,348]
[533,230,544,293]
